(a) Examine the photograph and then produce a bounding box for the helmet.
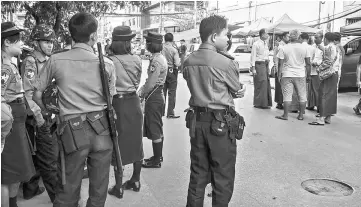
[30,24,56,42]
[42,82,59,114]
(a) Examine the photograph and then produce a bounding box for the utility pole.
[217,1,219,14]
[248,1,252,23]
[318,1,325,29]
[159,1,163,34]
[332,1,336,31]
[194,1,197,29]
[254,1,257,21]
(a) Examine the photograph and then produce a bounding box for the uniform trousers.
[23,116,59,202]
[54,117,113,207]
[163,69,178,117]
[187,111,236,207]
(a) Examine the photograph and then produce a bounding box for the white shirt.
[333,45,342,73]
[311,43,324,75]
[277,42,311,78]
[250,39,269,67]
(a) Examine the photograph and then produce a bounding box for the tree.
[162,1,208,32]
[1,1,151,51]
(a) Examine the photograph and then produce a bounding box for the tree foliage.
[162,1,208,31]
[1,1,150,51]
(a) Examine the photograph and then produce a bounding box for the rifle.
[97,42,124,198]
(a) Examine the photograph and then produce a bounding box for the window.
[133,18,136,26]
[346,38,361,54]
[129,20,131,26]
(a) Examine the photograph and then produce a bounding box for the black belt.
[114,92,137,99]
[194,107,227,113]
[9,97,25,104]
[255,61,266,64]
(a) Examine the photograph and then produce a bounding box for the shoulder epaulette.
[217,51,235,60]
[52,49,69,55]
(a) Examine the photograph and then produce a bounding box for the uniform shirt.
[140,53,167,98]
[110,54,142,94]
[1,57,24,103]
[250,39,270,67]
[21,50,48,125]
[33,43,116,116]
[162,42,181,69]
[183,43,242,110]
[311,43,324,75]
[277,42,311,78]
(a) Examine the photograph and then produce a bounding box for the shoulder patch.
[150,61,159,72]
[25,68,36,80]
[1,68,12,89]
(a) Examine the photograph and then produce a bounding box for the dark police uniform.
[183,43,242,207]
[110,53,144,166]
[162,41,181,118]
[34,43,116,207]
[140,32,168,168]
[1,56,36,185]
[22,49,59,202]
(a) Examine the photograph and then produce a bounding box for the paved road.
[19,59,361,207]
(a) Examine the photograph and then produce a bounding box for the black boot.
[123,160,142,192]
[142,142,162,168]
[144,142,163,162]
[9,196,18,207]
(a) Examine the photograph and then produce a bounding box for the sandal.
[297,116,304,120]
[275,116,288,120]
[308,121,324,126]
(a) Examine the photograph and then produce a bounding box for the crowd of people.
[1,11,248,207]
[251,27,361,125]
[1,9,359,207]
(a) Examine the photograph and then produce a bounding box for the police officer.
[139,32,168,168]
[162,33,181,118]
[1,21,36,207]
[183,15,246,207]
[21,24,58,202]
[32,12,116,207]
[107,26,144,196]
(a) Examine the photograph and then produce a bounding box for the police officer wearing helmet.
[183,15,246,206]
[1,21,36,207]
[161,33,181,119]
[32,12,116,207]
[139,32,168,168]
[21,24,58,202]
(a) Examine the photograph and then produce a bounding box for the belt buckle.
[169,68,173,73]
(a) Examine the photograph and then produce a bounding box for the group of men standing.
[251,28,352,123]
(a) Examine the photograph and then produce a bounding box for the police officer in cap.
[139,32,168,168]
[21,24,58,202]
[32,12,116,207]
[162,33,181,118]
[183,15,246,206]
[1,21,36,207]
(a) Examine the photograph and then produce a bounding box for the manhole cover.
[301,179,354,197]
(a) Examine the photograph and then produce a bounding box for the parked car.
[185,43,200,58]
[229,43,274,73]
[340,36,361,88]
